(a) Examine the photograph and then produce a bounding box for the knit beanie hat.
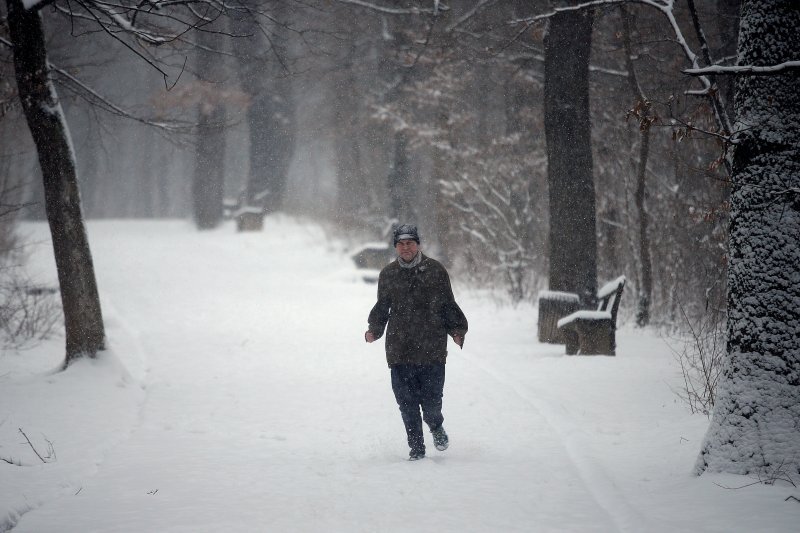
[393,224,420,246]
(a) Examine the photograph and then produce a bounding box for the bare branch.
[445,0,495,33]
[684,61,800,76]
[333,0,449,15]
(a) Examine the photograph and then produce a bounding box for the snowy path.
[4,219,798,532]
[12,219,617,532]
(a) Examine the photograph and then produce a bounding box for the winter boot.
[408,447,426,461]
[431,426,449,451]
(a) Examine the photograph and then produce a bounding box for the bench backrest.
[596,276,626,322]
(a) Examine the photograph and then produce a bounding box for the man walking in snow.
[365,224,468,461]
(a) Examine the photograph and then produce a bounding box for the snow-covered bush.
[0,215,61,350]
[439,135,547,304]
[0,271,61,350]
[668,300,726,415]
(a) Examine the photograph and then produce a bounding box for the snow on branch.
[684,61,800,76]
[334,0,448,15]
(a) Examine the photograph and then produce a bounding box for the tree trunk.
[231,2,296,218]
[543,7,597,305]
[192,24,227,231]
[388,129,414,224]
[621,6,653,327]
[633,126,652,327]
[193,100,226,229]
[7,0,105,365]
[333,56,368,230]
[715,0,741,121]
[696,0,800,476]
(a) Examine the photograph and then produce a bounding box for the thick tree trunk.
[696,0,800,476]
[7,0,105,365]
[544,8,597,305]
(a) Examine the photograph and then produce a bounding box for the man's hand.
[365,331,376,343]
[452,334,464,349]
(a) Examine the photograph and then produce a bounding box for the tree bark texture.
[544,8,597,305]
[696,0,800,476]
[7,0,106,365]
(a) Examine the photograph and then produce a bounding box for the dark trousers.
[390,363,445,452]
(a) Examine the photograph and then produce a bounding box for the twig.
[18,428,54,463]
[786,496,800,503]
[713,480,764,490]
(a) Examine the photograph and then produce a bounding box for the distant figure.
[364,224,468,461]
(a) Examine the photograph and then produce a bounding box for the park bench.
[351,242,394,283]
[556,276,626,356]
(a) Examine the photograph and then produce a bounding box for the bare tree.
[3,0,265,365]
[6,0,105,365]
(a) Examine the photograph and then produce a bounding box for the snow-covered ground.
[1,217,797,532]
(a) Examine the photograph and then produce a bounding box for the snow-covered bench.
[351,242,393,270]
[351,242,394,283]
[557,276,626,356]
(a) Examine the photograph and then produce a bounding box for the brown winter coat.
[367,254,468,366]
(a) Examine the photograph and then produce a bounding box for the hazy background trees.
[2,1,736,327]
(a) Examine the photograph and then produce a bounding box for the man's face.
[395,239,419,262]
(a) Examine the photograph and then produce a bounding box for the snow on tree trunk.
[7,0,106,365]
[543,7,597,305]
[696,0,800,476]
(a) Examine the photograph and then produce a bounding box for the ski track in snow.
[460,352,648,532]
